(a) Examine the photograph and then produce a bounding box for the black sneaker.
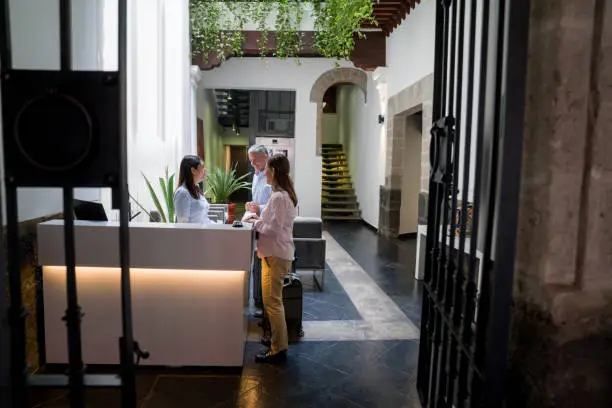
[255,349,287,364]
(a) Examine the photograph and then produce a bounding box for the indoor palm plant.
[131,167,176,223]
[206,164,251,223]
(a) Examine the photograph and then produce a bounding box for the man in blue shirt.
[246,145,272,317]
[246,145,272,215]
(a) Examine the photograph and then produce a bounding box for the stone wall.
[508,0,612,406]
[378,74,433,238]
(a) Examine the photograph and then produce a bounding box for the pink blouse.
[253,190,297,261]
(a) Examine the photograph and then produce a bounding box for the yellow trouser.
[261,256,291,354]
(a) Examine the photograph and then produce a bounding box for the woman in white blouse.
[173,155,212,224]
[244,154,297,364]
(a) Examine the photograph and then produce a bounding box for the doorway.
[227,145,250,203]
[399,112,423,237]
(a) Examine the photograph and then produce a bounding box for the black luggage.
[252,254,263,309]
[260,260,304,341]
[283,271,304,339]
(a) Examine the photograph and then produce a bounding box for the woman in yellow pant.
[245,154,297,364]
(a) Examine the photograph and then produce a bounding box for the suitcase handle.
[283,273,297,287]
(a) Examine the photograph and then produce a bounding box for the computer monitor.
[73,199,108,222]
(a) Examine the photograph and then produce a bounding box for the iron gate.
[1,0,145,406]
[417,0,530,407]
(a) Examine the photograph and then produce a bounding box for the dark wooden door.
[229,145,249,203]
[197,118,204,159]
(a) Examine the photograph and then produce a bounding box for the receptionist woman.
[174,155,212,224]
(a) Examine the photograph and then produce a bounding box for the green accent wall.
[223,128,249,146]
[201,90,225,193]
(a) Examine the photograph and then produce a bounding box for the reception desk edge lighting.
[37,220,254,367]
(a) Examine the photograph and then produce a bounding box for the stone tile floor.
[27,222,423,408]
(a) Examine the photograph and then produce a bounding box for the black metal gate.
[1,0,146,406]
[417,0,530,407]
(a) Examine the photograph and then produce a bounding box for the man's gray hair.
[248,144,269,155]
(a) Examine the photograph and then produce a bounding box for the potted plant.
[131,167,176,223]
[206,164,251,223]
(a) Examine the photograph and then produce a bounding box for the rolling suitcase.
[261,260,304,341]
[283,271,304,340]
[252,254,263,309]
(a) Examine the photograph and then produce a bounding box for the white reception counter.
[37,220,254,367]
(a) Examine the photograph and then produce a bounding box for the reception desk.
[37,220,254,367]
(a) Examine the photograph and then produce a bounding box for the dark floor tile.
[26,371,158,408]
[288,340,338,361]
[258,355,349,397]
[302,298,359,321]
[390,295,424,326]
[295,265,361,321]
[284,391,366,408]
[325,222,423,322]
[380,340,420,376]
[308,341,398,375]
[331,378,420,408]
[142,375,240,408]
[226,388,285,408]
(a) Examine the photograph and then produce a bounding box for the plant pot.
[227,202,236,224]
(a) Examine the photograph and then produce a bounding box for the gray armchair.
[293,216,326,290]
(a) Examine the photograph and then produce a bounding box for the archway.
[310,68,368,156]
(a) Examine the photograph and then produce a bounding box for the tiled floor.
[27,222,423,408]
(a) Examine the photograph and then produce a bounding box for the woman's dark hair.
[267,154,298,207]
[177,155,202,199]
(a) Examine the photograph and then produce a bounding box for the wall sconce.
[378,114,385,124]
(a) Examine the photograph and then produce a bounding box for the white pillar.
[189,66,202,155]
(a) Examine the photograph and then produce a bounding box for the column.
[507,1,612,406]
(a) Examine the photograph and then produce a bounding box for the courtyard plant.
[190,0,376,64]
[205,164,251,223]
[131,167,176,223]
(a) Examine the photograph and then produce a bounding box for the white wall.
[121,0,191,222]
[200,58,352,218]
[349,0,436,229]
[351,71,387,228]
[386,0,437,97]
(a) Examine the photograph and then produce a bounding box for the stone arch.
[310,68,368,155]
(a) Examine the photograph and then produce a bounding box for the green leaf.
[143,172,167,223]
[167,174,175,222]
[205,163,251,204]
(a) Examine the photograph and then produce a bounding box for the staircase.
[321,144,361,221]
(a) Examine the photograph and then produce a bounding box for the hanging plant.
[312,0,376,61]
[190,0,377,64]
[274,0,304,60]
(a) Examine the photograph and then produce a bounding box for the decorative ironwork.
[1,0,146,406]
[417,0,531,406]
